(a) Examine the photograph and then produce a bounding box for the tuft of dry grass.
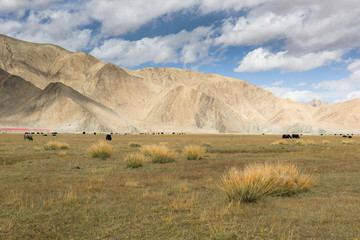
[140,144,176,163]
[219,162,317,202]
[184,145,205,160]
[33,147,41,151]
[124,153,144,168]
[341,140,355,145]
[322,140,330,144]
[44,141,69,150]
[88,141,114,158]
[306,140,316,145]
[296,140,307,146]
[58,151,67,157]
[270,140,288,145]
[128,142,141,148]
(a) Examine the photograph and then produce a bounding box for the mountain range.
[1,34,359,133]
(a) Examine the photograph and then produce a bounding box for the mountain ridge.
[0,34,359,133]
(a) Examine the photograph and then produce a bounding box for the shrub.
[140,145,176,163]
[88,141,114,158]
[184,145,205,160]
[44,141,69,150]
[219,162,317,203]
[128,142,141,148]
[124,153,144,168]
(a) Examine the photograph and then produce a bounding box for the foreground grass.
[220,162,317,202]
[0,133,359,239]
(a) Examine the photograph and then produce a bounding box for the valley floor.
[0,133,359,239]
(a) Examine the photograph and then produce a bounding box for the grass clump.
[270,140,288,145]
[58,151,67,157]
[219,162,317,203]
[124,153,144,168]
[322,140,330,144]
[184,145,205,160]
[33,147,41,151]
[296,140,307,146]
[44,141,69,150]
[88,141,114,158]
[140,144,176,163]
[128,142,141,148]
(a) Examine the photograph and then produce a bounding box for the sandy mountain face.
[0,34,359,133]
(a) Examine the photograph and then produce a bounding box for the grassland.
[0,133,359,239]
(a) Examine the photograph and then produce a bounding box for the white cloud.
[86,0,198,35]
[272,80,284,86]
[234,48,341,72]
[90,26,214,67]
[313,59,360,92]
[0,0,62,16]
[264,86,319,102]
[215,10,304,46]
[297,82,306,87]
[1,9,92,52]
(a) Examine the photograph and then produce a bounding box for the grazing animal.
[348,136,353,138]
[106,134,112,141]
[24,134,33,141]
[94,132,96,135]
[282,134,292,139]
[292,134,300,139]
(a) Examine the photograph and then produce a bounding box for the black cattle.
[348,136,353,138]
[282,134,292,139]
[83,132,86,134]
[292,134,300,139]
[106,134,112,141]
[343,135,347,138]
[24,134,33,141]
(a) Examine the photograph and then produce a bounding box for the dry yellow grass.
[322,140,330,144]
[306,140,315,145]
[124,153,145,168]
[296,140,307,146]
[342,140,355,145]
[44,141,69,150]
[58,151,67,156]
[88,141,114,158]
[33,147,41,151]
[270,140,288,145]
[219,162,317,202]
[184,145,205,160]
[128,142,141,147]
[140,144,176,163]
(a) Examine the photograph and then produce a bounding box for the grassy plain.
[0,133,359,239]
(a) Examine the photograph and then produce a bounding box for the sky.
[1,0,360,103]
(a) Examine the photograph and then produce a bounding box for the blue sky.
[1,0,360,103]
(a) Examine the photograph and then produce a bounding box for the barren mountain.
[0,34,359,133]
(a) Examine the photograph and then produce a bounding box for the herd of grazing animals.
[21,132,356,142]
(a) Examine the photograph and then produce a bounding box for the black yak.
[24,134,33,141]
[106,134,112,141]
[282,134,292,139]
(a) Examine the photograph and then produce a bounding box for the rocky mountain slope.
[0,34,359,133]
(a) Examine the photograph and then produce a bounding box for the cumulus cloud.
[1,9,92,52]
[264,86,320,102]
[234,48,341,72]
[86,0,198,35]
[0,0,62,16]
[313,59,360,92]
[90,26,214,67]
